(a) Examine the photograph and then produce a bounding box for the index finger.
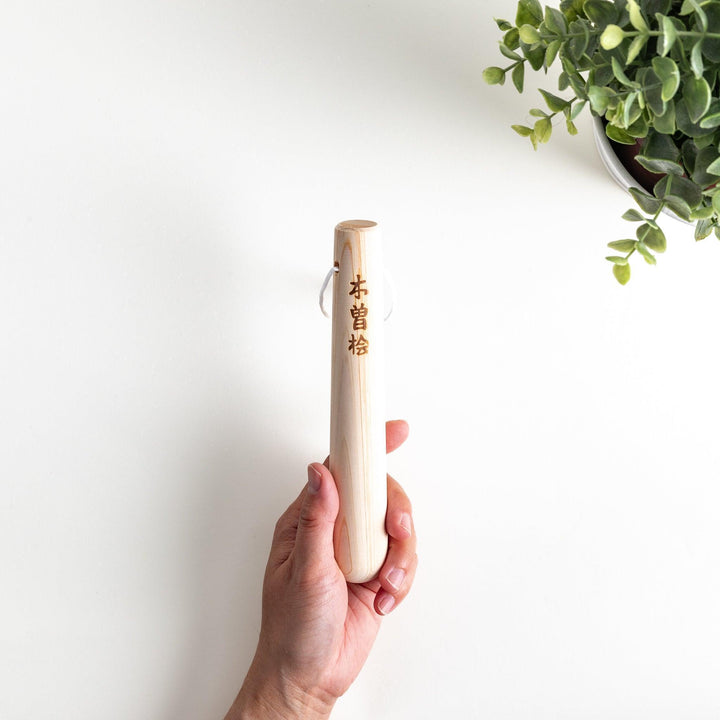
[385,419,409,454]
[324,419,409,468]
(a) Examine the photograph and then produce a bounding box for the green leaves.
[600,24,625,50]
[702,3,720,61]
[654,174,703,220]
[515,0,543,27]
[621,209,645,222]
[482,0,720,285]
[704,155,720,175]
[606,124,636,144]
[699,99,720,129]
[588,85,615,114]
[691,40,704,78]
[682,140,720,184]
[483,67,506,85]
[657,14,678,56]
[613,263,632,285]
[512,63,525,92]
[681,0,708,31]
[511,116,551,150]
[630,187,663,215]
[512,124,538,149]
[611,57,640,89]
[609,240,637,253]
[505,27,520,50]
[567,19,590,60]
[675,97,715,138]
[545,39,562,65]
[627,34,649,64]
[499,43,522,61]
[695,218,714,240]
[635,132,683,175]
[544,6,567,34]
[636,242,657,264]
[519,24,542,44]
[651,57,680,101]
[637,222,667,252]
[628,0,649,32]
[584,0,618,28]
[642,68,665,115]
[534,117,553,143]
[607,187,674,283]
[683,76,711,123]
[539,89,569,112]
[654,101,677,134]
[606,255,629,265]
[511,124,533,137]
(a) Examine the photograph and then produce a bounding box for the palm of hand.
[321,563,386,696]
[252,420,416,710]
[259,507,384,700]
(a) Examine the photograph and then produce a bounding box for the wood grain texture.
[330,220,388,583]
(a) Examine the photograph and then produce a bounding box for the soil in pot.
[607,135,664,195]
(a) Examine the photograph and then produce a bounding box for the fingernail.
[399,513,412,535]
[307,465,322,494]
[377,592,395,615]
[386,567,405,592]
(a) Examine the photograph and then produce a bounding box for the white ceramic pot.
[591,116,690,224]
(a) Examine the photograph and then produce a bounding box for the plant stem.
[502,59,525,73]
[624,29,720,40]
[533,28,720,44]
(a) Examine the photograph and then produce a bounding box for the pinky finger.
[374,552,418,616]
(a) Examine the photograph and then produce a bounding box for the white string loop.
[319,266,395,320]
[318,266,339,319]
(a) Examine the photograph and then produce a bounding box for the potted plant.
[484,0,720,284]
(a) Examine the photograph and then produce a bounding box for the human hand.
[226,420,417,720]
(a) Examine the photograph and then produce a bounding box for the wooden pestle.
[329,220,388,583]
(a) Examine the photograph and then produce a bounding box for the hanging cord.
[319,266,395,320]
[318,266,338,319]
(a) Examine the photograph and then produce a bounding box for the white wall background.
[2,1,719,718]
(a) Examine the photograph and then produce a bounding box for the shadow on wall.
[139,4,591,718]
[158,382,304,720]
[88,163,308,719]
[221,0,519,128]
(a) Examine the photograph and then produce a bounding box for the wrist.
[226,659,335,720]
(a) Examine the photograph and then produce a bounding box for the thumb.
[294,463,340,570]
